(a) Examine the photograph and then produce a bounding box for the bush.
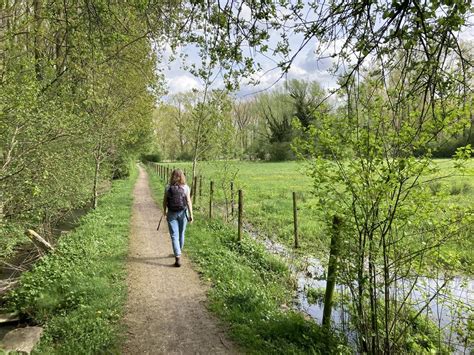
[269,142,295,161]
[449,182,471,196]
[140,152,161,163]
[176,151,193,161]
[246,140,270,160]
[415,133,474,158]
[111,154,132,179]
[428,181,442,195]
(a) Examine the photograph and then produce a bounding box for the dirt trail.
[123,166,237,355]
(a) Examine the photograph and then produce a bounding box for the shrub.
[246,140,270,161]
[306,287,325,305]
[450,184,462,195]
[111,154,132,179]
[269,142,295,161]
[176,151,193,161]
[140,152,161,163]
[428,181,442,195]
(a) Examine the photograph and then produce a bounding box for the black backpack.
[167,185,187,212]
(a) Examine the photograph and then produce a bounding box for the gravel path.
[122,166,238,355]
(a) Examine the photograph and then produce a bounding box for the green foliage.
[269,142,295,161]
[292,61,473,351]
[247,139,270,161]
[5,168,136,353]
[286,79,328,129]
[306,287,325,305]
[140,153,162,163]
[111,155,134,180]
[176,151,193,161]
[0,223,28,260]
[401,310,451,353]
[306,287,348,306]
[1,1,159,247]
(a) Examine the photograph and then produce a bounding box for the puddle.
[243,222,473,353]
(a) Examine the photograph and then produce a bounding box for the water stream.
[0,207,90,300]
[244,223,473,353]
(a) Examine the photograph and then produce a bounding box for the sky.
[159,38,342,99]
[158,12,474,100]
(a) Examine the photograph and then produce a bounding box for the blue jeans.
[167,209,187,257]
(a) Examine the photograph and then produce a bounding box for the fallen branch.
[0,311,20,324]
[0,279,20,295]
[25,229,54,252]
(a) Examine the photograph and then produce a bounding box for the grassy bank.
[3,165,137,354]
[146,164,349,354]
[157,160,474,273]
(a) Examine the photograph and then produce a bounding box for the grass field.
[155,159,474,272]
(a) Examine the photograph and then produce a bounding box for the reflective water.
[245,226,473,353]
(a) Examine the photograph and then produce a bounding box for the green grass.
[158,161,326,256]
[156,159,474,271]
[3,165,137,354]
[146,163,350,354]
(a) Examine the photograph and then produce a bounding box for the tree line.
[1,1,160,252]
[153,79,331,163]
[154,74,472,164]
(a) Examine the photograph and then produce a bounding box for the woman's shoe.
[174,257,181,267]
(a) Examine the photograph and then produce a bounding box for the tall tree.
[286,79,328,129]
[1,0,160,245]
[232,100,257,155]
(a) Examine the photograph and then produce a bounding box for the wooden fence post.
[238,189,243,242]
[293,192,299,249]
[209,181,214,219]
[230,181,235,217]
[322,215,342,327]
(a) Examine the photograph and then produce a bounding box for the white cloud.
[459,23,474,42]
[166,75,202,94]
[240,3,252,21]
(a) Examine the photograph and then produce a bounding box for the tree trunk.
[33,0,42,81]
[357,231,369,353]
[192,157,197,184]
[322,215,341,327]
[368,241,379,353]
[92,156,100,209]
[92,141,102,209]
[382,233,391,354]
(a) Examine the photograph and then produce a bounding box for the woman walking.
[163,169,193,267]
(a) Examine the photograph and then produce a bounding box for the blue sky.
[159,16,474,100]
